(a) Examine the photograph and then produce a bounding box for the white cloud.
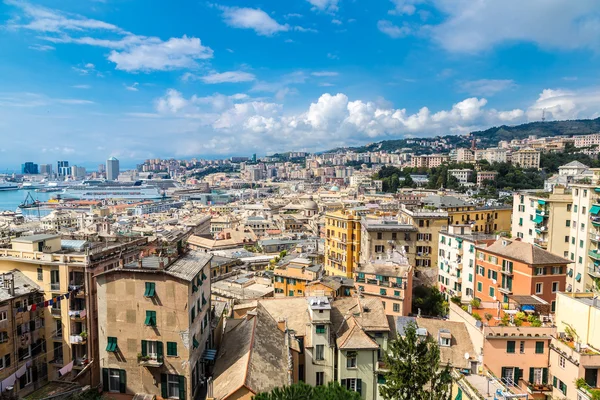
[307,0,340,13]
[28,44,55,51]
[377,20,410,38]
[200,71,256,84]
[460,79,516,96]
[327,53,339,60]
[285,13,303,19]
[319,82,335,87]
[428,0,600,53]
[7,2,213,72]
[387,0,423,15]
[107,36,213,72]
[312,71,339,77]
[332,19,342,25]
[526,88,600,121]
[57,99,95,105]
[218,6,289,36]
[72,85,91,89]
[125,82,139,91]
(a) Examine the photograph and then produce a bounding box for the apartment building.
[456,148,475,164]
[411,154,450,168]
[96,251,213,399]
[354,249,413,316]
[574,133,600,155]
[550,292,600,400]
[0,234,146,387]
[512,187,572,257]
[476,171,498,187]
[324,209,361,278]
[568,174,600,293]
[0,271,46,397]
[511,148,541,169]
[423,194,512,234]
[475,148,508,164]
[273,257,323,297]
[438,225,496,301]
[474,239,569,309]
[359,216,418,266]
[448,169,473,185]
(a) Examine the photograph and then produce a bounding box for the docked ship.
[0,181,19,191]
[60,181,164,200]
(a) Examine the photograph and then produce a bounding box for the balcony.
[498,286,512,294]
[588,265,600,279]
[68,309,86,320]
[592,216,600,228]
[49,358,63,366]
[50,282,60,291]
[589,250,600,261]
[138,355,164,368]
[534,238,548,249]
[524,381,552,394]
[70,333,87,345]
[591,233,600,243]
[73,357,90,369]
[500,268,513,275]
[51,308,62,318]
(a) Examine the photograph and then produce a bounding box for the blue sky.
[1,0,600,169]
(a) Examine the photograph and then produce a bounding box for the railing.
[50,282,60,291]
[68,309,86,319]
[589,250,600,261]
[51,308,61,317]
[138,354,164,367]
[70,334,87,344]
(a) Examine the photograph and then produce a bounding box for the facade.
[359,216,418,268]
[550,292,600,400]
[57,161,69,177]
[96,252,213,399]
[574,133,600,155]
[476,171,498,187]
[456,148,475,164]
[474,238,569,308]
[475,148,508,164]
[398,207,448,273]
[0,234,146,388]
[411,154,450,169]
[354,250,413,316]
[21,162,39,175]
[324,209,361,278]
[106,157,120,181]
[448,169,473,185]
[511,187,572,257]
[511,148,541,169]
[39,164,53,176]
[273,257,323,297]
[437,225,495,301]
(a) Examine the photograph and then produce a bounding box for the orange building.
[273,257,323,297]
[474,239,570,309]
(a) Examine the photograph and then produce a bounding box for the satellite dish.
[464,352,470,360]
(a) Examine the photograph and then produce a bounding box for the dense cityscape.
[0,128,598,399]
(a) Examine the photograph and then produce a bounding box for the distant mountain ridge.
[328,117,600,154]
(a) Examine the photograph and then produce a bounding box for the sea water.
[0,190,54,213]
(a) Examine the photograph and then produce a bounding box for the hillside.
[329,118,600,154]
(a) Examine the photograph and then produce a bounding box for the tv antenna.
[541,109,546,122]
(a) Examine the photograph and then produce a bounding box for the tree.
[379,321,452,400]
[253,381,361,400]
[412,285,447,317]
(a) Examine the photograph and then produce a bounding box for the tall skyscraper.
[39,164,53,176]
[57,161,69,177]
[21,162,38,174]
[106,157,119,180]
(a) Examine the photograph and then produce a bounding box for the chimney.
[159,260,165,270]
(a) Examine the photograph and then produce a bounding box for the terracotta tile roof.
[336,317,380,350]
[482,238,571,265]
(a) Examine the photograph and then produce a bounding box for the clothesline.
[15,287,81,315]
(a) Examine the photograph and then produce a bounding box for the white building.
[106,157,120,181]
[448,169,473,185]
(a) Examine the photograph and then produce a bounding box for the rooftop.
[482,238,571,265]
[12,234,60,243]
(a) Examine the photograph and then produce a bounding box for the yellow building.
[324,209,361,278]
[512,148,541,169]
[273,257,323,297]
[398,207,449,272]
[0,233,146,388]
[96,252,213,399]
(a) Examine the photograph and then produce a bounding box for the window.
[564,236,569,243]
[535,283,543,294]
[567,204,572,212]
[531,368,543,385]
[316,372,324,386]
[380,288,387,296]
[106,337,117,352]
[477,265,485,276]
[316,325,326,334]
[391,233,397,240]
[506,341,515,353]
[37,268,43,281]
[477,282,482,292]
[535,341,544,354]
[375,245,384,253]
[552,282,559,293]
[519,341,525,354]
[559,356,566,368]
[393,303,400,313]
[315,345,324,361]
[167,342,178,357]
[103,368,125,393]
[145,310,156,326]
[377,232,383,240]
[0,311,6,322]
[440,337,451,347]
[165,374,182,399]
[346,352,357,368]
[468,274,473,282]
[566,220,570,227]
[489,287,495,298]
[144,282,156,297]
[580,240,584,248]
[574,205,578,213]
[583,206,587,215]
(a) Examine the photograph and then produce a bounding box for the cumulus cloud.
[377,20,410,38]
[199,71,256,84]
[307,0,340,13]
[217,6,289,36]
[387,0,423,15]
[6,1,213,72]
[460,79,517,96]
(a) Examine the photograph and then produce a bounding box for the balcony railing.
[589,250,600,261]
[50,282,60,291]
[70,334,87,344]
[68,309,86,320]
[138,354,164,367]
[588,265,600,279]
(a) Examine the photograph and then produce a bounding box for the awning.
[533,215,543,224]
[456,238,463,243]
[595,188,600,193]
[202,349,217,361]
[576,273,582,282]
[568,269,574,277]
[591,205,600,215]
[455,388,463,400]
[537,200,546,205]
[193,337,200,349]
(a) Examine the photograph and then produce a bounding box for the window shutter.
[157,341,163,357]
[501,367,507,381]
[356,379,362,395]
[341,379,347,389]
[542,368,548,385]
[102,368,109,392]
[19,373,25,389]
[179,375,186,400]
[529,367,534,384]
[32,366,38,382]
[161,374,168,398]
[119,370,126,393]
[517,368,523,382]
[141,340,147,357]
[553,376,557,388]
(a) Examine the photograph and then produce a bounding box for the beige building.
[511,148,541,169]
[476,171,498,187]
[512,187,572,257]
[96,251,213,399]
[475,147,508,164]
[411,154,450,169]
[456,148,475,164]
[0,234,146,388]
[551,292,600,400]
[448,169,473,185]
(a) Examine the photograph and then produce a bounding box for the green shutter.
[193,336,200,349]
[161,374,168,398]
[202,271,207,281]
[191,306,195,321]
[102,368,109,392]
[119,370,126,393]
[553,376,557,387]
[192,284,198,293]
[542,368,548,385]
[356,378,362,395]
[157,341,163,357]
[529,367,534,384]
[167,342,177,356]
[179,375,186,400]
[535,341,544,354]
[141,340,147,356]
[202,293,207,306]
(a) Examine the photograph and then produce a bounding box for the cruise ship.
[0,181,19,191]
[61,182,164,200]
